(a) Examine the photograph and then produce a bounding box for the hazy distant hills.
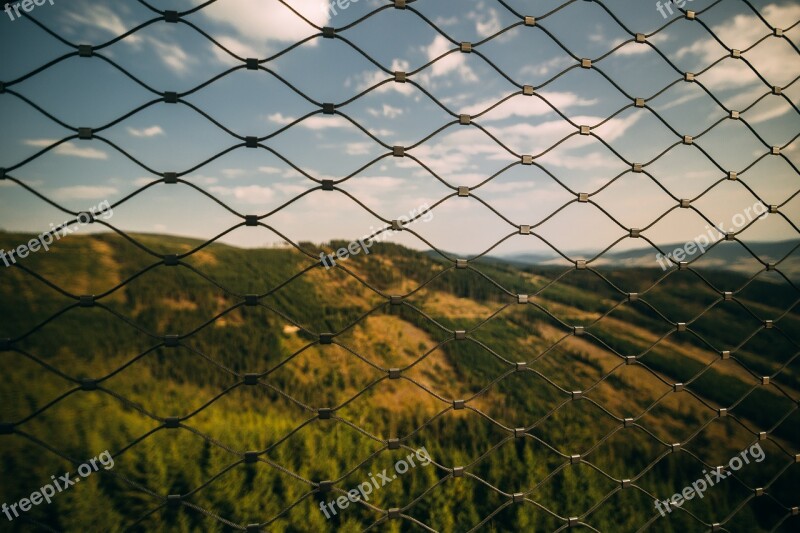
[497,240,800,277]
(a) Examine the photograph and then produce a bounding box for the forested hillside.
[0,232,797,532]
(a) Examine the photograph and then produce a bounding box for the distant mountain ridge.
[497,239,800,276]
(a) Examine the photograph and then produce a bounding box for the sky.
[0,0,798,257]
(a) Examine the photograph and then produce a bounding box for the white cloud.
[258,166,282,174]
[480,180,537,193]
[56,144,108,160]
[52,186,118,200]
[191,0,328,47]
[267,113,295,126]
[653,89,705,112]
[425,35,477,81]
[137,175,216,186]
[274,183,309,196]
[434,16,460,27]
[127,126,164,138]
[267,113,350,130]
[469,7,502,38]
[396,129,507,176]
[674,4,800,90]
[463,91,597,121]
[474,113,639,156]
[520,57,572,78]
[65,5,142,45]
[222,169,246,178]
[576,113,641,143]
[394,112,640,177]
[612,33,669,56]
[352,59,415,96]
[585,27,669,57]
[209,185,275,204]
[209,35,263,64]
[383,105,404,118]
[745,101,793,124]
[186,174,219,184]
[341,176,409,205]
[484,122,574,155]
[537,150,622,170]
[147,36,195,75]
[615,44,649,56]
[368,128,393,137]
[367,104,404,119]
[725,85,775,113]
[346,142,373,155]
[66,5,193,74]
[24,139,107,160]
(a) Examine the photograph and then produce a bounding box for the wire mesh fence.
[0,0,798,531]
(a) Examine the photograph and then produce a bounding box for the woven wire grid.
[0,0,799,531]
